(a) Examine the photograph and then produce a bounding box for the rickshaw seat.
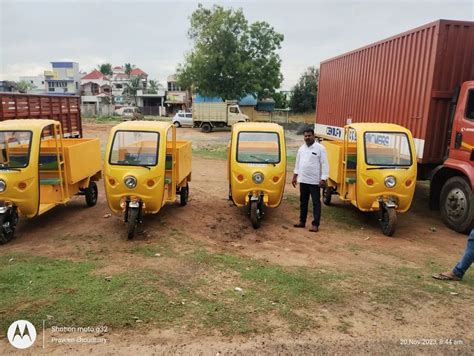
[345,177,356,184]
[40,178,61,185]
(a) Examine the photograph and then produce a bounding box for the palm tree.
[124,63,132,77]
[124,76,142,105]
[148,80,158,94]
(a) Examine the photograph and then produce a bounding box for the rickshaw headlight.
[252,172,264,184]
[0,180,6,192]
[124,176,137,189]
[384,176,396,188]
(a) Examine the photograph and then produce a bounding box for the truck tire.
[201,123,212,133]
[440,176,474,234]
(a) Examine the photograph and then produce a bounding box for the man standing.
[432,229,474,281]
[292,128,329,232]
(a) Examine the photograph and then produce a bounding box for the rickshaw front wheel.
[250,202,261,229]
[0,207,18,244]
[85,181,98,207]
[380,207,396,237]
[127,208,139,240]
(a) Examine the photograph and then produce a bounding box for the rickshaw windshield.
[109,130,160,166]
[0,131,33,168]
[364,132,412,166]
[237,131,280,164]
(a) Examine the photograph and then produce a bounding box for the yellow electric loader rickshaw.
[104,121,192,239]
[0,119,102,243]
[228,122,286,228]
[322,123,417,236]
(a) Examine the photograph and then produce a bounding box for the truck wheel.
[180,184,189,206]
[250,202,261,229]
[440,176,474,233]
[127,207,139,240]
[201,123,212,133]
[85,181,98,207]
[323,187,332,206]
[380,207,396,237]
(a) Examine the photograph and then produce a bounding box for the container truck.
[315,19,474,233]
[192,101,248,133]
[0,93,83,137]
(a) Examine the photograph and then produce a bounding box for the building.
[0,81,18,92]
[18,75,46,94]
[165,74,190,114]
[136,87,166,116]
[80,69,111,96]
[44,62,80,95]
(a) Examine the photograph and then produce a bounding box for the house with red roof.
[80,69,111,96]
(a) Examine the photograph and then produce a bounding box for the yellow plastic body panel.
[228,122,286,208]
[39,138,102,184]
[104,121,192,215]
[166,140,192,185]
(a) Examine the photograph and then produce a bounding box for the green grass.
[83,115,121,124]
[192,146,227,160]
[0,254,176,331]
[191,249,345,332]
[0,248,347,336]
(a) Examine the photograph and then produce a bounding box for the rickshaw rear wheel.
[0,208,18,244]
[127,208,139,240]
[85,181,98,207]
[180,184,189,206]
[380,207,396,237]
[250,202,261,229]
[323,187,333,205]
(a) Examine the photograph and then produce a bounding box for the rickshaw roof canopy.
[0,119,60,131]
[111,120,173,133]
[233,122,284,133]
[346,123,411,134]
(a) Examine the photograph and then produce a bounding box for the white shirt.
[294,141,329,185]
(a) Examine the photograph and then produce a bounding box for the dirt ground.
[1,123,473,355]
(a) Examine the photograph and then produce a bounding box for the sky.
[0,0,473,90]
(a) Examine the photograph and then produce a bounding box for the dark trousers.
[299,183,321,227]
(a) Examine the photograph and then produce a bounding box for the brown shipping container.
[0,93,83,138]
[315,19,474,164]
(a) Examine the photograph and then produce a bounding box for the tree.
[177,4,284,100]
[98,63,113,76]
[124,76,142,104]
[124,63,132,77]
[272,92,288,109]
[148,79,158,94]
[290,66,319,113]
[16,80,35,93]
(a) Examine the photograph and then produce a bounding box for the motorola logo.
[7,320,37,349]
